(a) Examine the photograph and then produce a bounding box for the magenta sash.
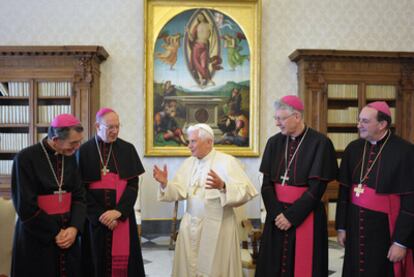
[38,193,71,215]
[275,184,313,277]
[89,172,129,277]
[351,184,414,277]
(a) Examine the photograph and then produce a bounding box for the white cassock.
[158,149,258,277]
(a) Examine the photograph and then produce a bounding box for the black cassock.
[11,140,86,277]
[255,127,338,277]
[77,137,145,277]
[335,132,414,277]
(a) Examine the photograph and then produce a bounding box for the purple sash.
[89,172,129,277]
[38,193,71,215]
[275,184,313,277]
[351,184,414,277]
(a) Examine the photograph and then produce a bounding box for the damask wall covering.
[0,0,413,218]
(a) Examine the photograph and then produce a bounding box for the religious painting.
[145,0,261,156]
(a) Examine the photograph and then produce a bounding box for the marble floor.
[141,236,344,277]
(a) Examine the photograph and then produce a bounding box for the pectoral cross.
[354,184,365,197]
[102,166,110,176]
[280,171,290,186]
[54,189,66,203]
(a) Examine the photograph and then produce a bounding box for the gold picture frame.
[144,0,261,156]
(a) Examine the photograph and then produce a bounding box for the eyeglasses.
[100,123,120,131]
[273,113,296,122]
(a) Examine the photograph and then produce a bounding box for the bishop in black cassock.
[255,95,338,277]
[11,114,86,277]
[78,108,145,277]
[336,101,414,277]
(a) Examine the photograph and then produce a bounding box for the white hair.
[273,100,304,116]
[187,124,214,143]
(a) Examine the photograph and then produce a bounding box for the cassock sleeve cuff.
[393,242,407,249]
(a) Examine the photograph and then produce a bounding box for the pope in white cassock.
[153,123,258,277]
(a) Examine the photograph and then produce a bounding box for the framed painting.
[145,0,261,156]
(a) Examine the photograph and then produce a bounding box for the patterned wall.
[1,0,413,218]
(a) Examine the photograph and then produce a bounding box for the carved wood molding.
[289,49,414,62]
[0,46,108,62]
[304,61,325,90]
[0,46,108,76]
[74,57,94,84]
[400,63,414,91]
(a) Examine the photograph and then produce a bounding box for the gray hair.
[187,124,214,144]
[273,100,304,116]
[48,124,83,140]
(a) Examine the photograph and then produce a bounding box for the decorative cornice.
[0,46,108,63]
[289,49,414,62]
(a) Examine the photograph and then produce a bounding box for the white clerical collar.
[290,125,307,140]
[369,131,389,145]
[368,131,388,145]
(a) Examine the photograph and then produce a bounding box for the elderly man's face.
[188,130,212,159]
[96,112,120,143]
[357,107,386,141]
[274,109,301,136]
